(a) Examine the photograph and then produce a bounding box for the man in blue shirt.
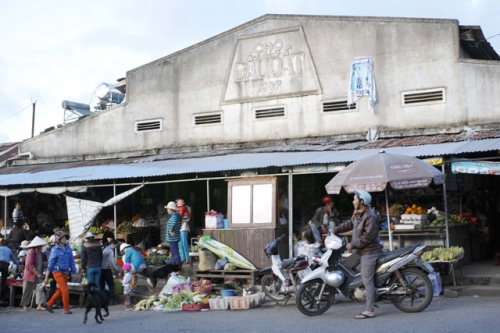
[0,238,20,306]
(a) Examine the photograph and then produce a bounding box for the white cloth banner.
[0,186,87,197]
[347,56,377,113]
[66,184,144,241]
[66,196,103,241]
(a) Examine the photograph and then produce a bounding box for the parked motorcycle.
[259,234,320,306]
[296,233,435,316]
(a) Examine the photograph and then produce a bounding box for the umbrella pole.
[385,188,393,251]
[442,163,450,248]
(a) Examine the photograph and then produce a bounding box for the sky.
[1,0,499,143]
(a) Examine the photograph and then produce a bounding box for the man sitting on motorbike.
[309,195,339,244]
[330,190,381,319]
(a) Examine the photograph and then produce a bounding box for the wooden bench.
[194,269,259,286]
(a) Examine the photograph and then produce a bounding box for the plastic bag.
[81,277,89,287]
[171,282,193,294]
[215,257,228,270]
[160,272,188,295]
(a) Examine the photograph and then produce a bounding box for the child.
[15,250,27,279]
[176,199,191,264]
[122,263,133,310]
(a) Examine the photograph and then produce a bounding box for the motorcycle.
[259,234,320,306]
[296,233,435,316]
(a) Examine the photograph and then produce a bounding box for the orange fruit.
[412,204,417,209]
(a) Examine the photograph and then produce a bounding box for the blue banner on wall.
[451,161,500,175]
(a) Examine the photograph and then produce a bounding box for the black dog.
[140,264,177,295]
[83,282,110,325]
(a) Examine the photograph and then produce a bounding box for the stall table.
[379,228,446,248]
[96,227,160,248]
[7,279,23,307]
[194,269,259,286]
[429,257,463,292]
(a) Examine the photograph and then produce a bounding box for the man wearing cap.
[43,230,77,314]
[20,236,48,311]
[309,195,340,243]
[80,232,103,290]
[331,190,382,319]
[8,203,26,253]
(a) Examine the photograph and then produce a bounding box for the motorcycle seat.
[377,244,418,265]
[281,258,295,270]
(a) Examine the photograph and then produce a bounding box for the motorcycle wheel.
[296,279,335,316]
[261,274,286,301]
[390,267,434,313]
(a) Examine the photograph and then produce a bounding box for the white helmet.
[18,250,27,257]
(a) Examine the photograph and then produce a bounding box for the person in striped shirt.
[164,201,182,269]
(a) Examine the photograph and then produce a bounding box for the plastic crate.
[208,298,230,310]
[229,296,251,310]
[245,292,264,307]
[182,303,210,311]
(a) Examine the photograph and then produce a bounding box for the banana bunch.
[88,225,103,234]
[117,221,138,234]
[449,246,464,258]
[430,247,464,261]
[421,251,436,262]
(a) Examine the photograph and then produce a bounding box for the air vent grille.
[323,100,355,112]
[403,89,445,105]
[194,113,222,125]
[135,119,162,132]
[255,107,285,119]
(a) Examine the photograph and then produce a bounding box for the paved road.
[1,295,499,333]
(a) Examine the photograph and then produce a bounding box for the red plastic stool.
[495,252,500,266]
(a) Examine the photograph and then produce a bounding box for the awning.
[1,138,500,187]
[0,186,87,197]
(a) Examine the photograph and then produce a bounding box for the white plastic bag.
[428,272,442,296]
[160,272,187,295]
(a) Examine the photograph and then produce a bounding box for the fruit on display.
[117,221,138,234]
[421,246,464,262]
[405,204,425,215]
[388,203,405,216]
[145,252,171,266]
[87,225,104,234]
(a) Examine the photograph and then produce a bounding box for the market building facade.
[1,15,500,268]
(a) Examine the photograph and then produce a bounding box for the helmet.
[18,250,27,257]
[54,230,68,243]
[120,243,131,253]
[322,195,333,205]
[122,263,132,271]
[49,235,57,244]
[354,190,372,206]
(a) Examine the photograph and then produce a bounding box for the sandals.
[354,313,375,319]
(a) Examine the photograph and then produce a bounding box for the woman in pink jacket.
[20,236,48,311]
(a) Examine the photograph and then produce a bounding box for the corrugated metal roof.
[0,142,19,167]
[0,138,500,187]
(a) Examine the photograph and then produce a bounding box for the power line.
[0,104,32,123]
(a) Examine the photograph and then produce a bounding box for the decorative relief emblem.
[222,27,321,104]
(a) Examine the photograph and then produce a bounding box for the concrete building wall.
[19,15,500,160]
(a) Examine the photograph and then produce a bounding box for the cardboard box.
[205,214,224,229]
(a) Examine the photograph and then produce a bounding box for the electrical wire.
[0,104,32,123]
